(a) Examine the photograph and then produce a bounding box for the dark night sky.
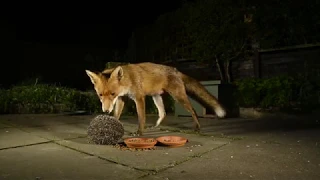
[5,1,184,49]
[1,1,186,88]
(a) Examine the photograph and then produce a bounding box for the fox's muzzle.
[101,102,114,114]
[101,96,118,114]
[102,106,110,114]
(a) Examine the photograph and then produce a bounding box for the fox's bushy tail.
[180,73,226,118]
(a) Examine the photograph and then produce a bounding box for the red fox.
[85,62,226,135]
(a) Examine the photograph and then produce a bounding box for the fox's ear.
[85,70,99,84]
[102,68,115,76]
[111,66,123,80]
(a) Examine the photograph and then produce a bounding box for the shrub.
[233,77,262,107]
[0,83,175,115]
[233,74,320,111]
[0,84,101,114]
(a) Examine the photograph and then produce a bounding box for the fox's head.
[85,66,126,114]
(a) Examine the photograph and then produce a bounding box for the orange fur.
[85,62,226,135]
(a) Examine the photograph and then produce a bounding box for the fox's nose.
[102,107,109,114]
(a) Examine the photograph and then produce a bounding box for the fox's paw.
[193,124,201,133]
[129,132,141,137]
[130,129,144,136]
[194,129,201,134]
[194,128,200,132]
[146,125,154,129]
[194,123,201,130]
[146,125,160,130]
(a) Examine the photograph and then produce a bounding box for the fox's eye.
[111,92,115,96]
[99,93,102,97]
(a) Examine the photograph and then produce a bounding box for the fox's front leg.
[134,96,146,136]
[114,96,125,121]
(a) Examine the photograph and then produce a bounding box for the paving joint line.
[1,123,152,174]
[52,141,153,175]
[0,121,89,129]
[136,141,233,179]
[1,117,238,177]
[158,126,244,141]
[0,141,53,151]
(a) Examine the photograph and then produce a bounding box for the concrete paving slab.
[0,122,11,129]
[141,137,320,180]
[0,128,50,149]
[121,116,244,138]
[55,129,231,172]
[21,123,89,141]
[198,116,320,137]
[0,143,146,180]
[157,116,320,140]
[0,114,91,128]
[239,128,320,148]
[130,116,258,138]
[1,114,319,179]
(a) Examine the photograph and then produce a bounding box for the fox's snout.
[101,100,114,114]
[102,107,110,114]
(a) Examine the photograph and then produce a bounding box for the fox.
[85,62,226,135]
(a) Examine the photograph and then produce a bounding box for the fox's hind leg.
[166,85,201,131]
[152,95,166,127]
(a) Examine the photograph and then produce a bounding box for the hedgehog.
[87,114,124,145]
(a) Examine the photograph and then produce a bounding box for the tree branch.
[226,41,246,62]
[225,61,231,83]
[215,55,225,82]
